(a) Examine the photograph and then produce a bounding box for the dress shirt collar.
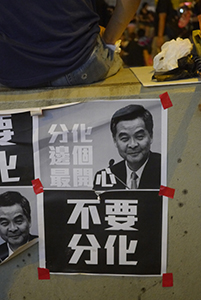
[126,157,149,189]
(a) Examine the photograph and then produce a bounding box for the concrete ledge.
[0,68,141,110]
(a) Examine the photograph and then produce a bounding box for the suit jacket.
[0,234,38,263]
[93,151,161,190]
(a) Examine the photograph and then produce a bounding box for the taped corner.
[159,92,173,109]
[162,273,173,287]
[38,267,50,280]
[32,178,44,194]
[159,185,175,199]
[30,108,43,116]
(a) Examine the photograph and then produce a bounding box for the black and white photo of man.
[0,191,38,262]
[93,104,161,190]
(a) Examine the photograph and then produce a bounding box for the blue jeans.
[49,35,123,87]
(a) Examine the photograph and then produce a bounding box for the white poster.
[0,99,168,276]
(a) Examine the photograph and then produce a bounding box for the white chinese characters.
[67,198,138,266]
[48,123,93,188]
[0,116,19,182]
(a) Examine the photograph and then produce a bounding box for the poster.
[43,190,163,275]
[35,99,166,190]
[34,99,168,276]
[0,112,38,263]
[0,99,168,276]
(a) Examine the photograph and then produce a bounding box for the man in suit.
[0,191,37,262]
[93,104,161,190]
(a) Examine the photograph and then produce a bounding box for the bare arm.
[102,0,141,45]
[157,12,167,48]
[143,49,152,66]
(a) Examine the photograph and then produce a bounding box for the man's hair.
[0,191,31,222]
[110,104,153,138]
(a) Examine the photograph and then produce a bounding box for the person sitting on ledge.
[0,0,140,88]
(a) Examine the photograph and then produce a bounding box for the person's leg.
[50,35,122,87]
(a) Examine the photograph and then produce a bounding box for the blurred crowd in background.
[96,0,201,67]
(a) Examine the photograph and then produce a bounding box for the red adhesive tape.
[159,92,173,109]
[32,178,44,194]
[162,273,173,287]
[159,185,175,199]
[38,267,50,280]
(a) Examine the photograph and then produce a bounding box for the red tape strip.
[159,185,175,199]
[159,92,173,109]
[162,273,173,287]
[38,268,50,280]
[32,178,44,195]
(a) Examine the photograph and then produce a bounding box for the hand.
[99,26,105,38]
[156,36,164,50]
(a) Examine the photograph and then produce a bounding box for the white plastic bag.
[153,38,193,72]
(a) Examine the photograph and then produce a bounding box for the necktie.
[131,172,138,189]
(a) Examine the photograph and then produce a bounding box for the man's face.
[0,204,30,251]
[113,117,153,170]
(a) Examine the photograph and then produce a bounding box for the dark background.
[44,190,162,275]
[0,112,34,186]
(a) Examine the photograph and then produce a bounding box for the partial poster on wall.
[0,112,34,186]
[0,112,38,264]
[34,99,168,276]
